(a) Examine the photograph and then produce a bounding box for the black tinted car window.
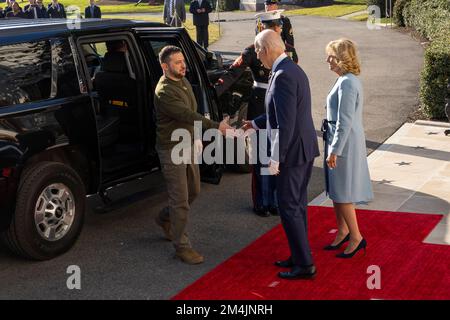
[51,39,81,98]
[147,39,194,83]
[0,41,52,107]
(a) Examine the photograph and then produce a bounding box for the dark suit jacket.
[6,10,28,18]
[84,5,101,18]
[254,57,319,166]
[25,5,49,18]
[163,0,186,26]
[189,0,212,26]
[47,3,66,18]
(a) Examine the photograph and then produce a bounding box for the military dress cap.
[255,9,285,22]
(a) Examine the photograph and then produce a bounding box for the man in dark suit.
[25,0,49,18]
[163,0,185,27]
[189,0,212,50]
[23,0,34,12]
[84,0,101,18]
[243,29,320,280]
[3,0,13,15]
[47,0,66,18]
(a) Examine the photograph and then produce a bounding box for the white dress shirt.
[271,52,287,73]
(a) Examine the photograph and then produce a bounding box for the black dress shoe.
[253,206,270,217]
[274,257,294,268]
[269,206,279,216]
[278,265,317,280]
[323,233,350,250]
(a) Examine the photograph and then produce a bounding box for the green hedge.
[403,0,450,40]
[420,37,450,119]
[211,0,240,11]
[401,0,450,119]
[393,0,410,27]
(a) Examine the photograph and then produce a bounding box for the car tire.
[1,161,86,260]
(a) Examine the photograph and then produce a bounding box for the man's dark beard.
[172,69,185,80]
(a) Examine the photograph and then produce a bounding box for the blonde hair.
[326,38,361,76]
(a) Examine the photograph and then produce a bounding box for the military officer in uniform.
[217,10,296,217]
[257,0,298,63]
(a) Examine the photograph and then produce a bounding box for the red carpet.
[173,206,450,300]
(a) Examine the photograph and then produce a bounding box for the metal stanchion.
[215,0,221,36]
[385,0,393,28]
[390,0,393,27]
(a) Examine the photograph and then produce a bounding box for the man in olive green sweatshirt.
[154,45,231,264]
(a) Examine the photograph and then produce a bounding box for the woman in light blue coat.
[323,39,373,258]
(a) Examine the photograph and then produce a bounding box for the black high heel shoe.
[323,233,350,250]
[336,238,367,258]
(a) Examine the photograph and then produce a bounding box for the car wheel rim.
[34,183,76,242]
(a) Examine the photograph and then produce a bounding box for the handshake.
[218,117,255,137]
[213,117,279,175]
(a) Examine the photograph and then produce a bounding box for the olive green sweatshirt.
[154,75,219,150]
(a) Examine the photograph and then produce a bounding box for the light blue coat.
[325,73,373,203]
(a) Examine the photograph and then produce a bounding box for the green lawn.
[102,14,221,44]
[349,13,369,21]
[18,0,369,15]
[18,0,369,16]
[334,0,366,4]
[286,4,367,17]
[349,13,396,25]
[57,0,180,14]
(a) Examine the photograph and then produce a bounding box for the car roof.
[0,19,168,43]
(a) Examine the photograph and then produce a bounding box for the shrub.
[401,0,413,27]
[402,0,450,119]
[404,0,450,40]
[420,37,450,119]
[213,0,240,11]
[393,0,411,27]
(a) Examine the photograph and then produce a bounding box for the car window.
[51,39,81,98]
[80,40,136,84]
[0,41,52,107]
[146,39,194,83]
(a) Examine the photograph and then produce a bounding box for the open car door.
[133,27,224,184]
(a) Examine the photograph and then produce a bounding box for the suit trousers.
[196,25,209,49]
[166,16,183,27]
[157,147,201,249]
[276,160,314,267]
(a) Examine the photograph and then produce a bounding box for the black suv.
[0,19,251,260]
